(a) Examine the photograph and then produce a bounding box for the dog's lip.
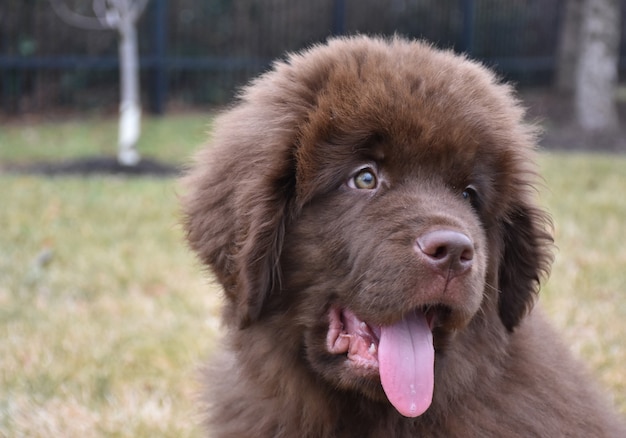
[326,306,379,369]
[326,305,440,369]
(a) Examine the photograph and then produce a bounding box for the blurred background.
[1,1,625,437]
[1,0,570,113]
[2,0,625,154]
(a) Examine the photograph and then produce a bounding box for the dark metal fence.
[1,0,625,115]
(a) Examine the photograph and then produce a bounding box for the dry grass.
[0,113,210,164]
[0,115,624,436]
[0,175,221,437]
[539,153,626,413]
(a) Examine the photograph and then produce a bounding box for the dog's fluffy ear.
[498,203,553,331]
[181,109,296,329]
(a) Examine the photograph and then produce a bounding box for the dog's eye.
[462,185,480,208]
[352,168,378,190]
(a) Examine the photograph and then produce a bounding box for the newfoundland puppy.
[182,36,625,437]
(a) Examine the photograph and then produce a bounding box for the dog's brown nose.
[415,230,474,277]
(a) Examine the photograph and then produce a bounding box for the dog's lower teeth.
[369,343,376,354]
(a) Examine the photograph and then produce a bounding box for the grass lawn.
[0,113,211,165]
[1,114,625,436]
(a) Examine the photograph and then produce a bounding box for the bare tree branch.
[107,0,126,27]
[50,0,149,30]
[49,0,110,30]
[92,0,108,18]
[93,0,120,27]
[130,0,150,23]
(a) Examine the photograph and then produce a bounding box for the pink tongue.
[378,310,434,417]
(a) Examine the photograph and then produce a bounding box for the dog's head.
[182,36,553,417]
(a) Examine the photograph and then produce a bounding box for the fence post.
[332,0,346,36]
[150,0,167,114]
[460,0,475,55]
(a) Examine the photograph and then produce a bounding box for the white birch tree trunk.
[49,0,148,166]
[575,0,621,132]
[116,0,142,166]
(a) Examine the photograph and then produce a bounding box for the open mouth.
[326,305,444,418]
[326,306,441,365]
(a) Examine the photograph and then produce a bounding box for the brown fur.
[182,36,626,437]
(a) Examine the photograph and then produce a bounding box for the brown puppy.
[182,36,625,437]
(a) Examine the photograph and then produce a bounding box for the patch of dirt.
[2,91,624,178]
[3,156,181,177]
